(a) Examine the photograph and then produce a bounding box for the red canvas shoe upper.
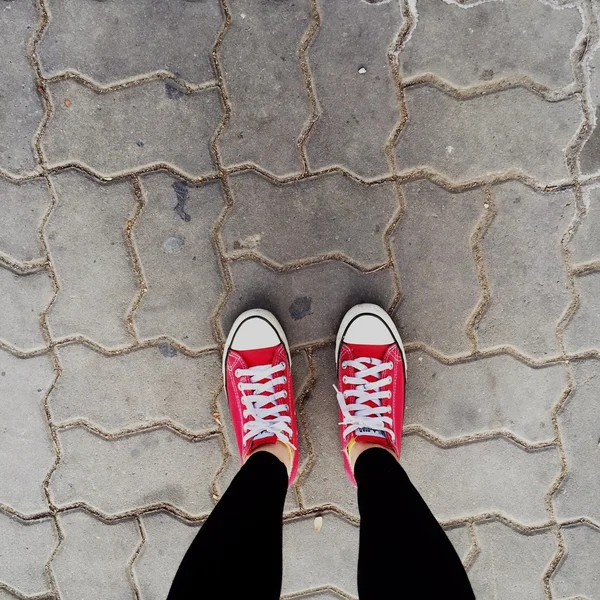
[224,315,299,486]
[336,306,406,486]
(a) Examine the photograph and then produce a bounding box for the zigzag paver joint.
[1,0,600,598]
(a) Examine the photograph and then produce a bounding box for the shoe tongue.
[238,345,280,368]
[346,343,391,361]
[345,344,392,442]
[239,348,284,444]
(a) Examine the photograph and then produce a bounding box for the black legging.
[167,448,474,598]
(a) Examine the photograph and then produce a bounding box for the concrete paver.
[43,80,222,178]
[552,524,600,600]
[306,0,403,179]
[405,352,565,443]
[0,351,55,516]
[282,514,358,598]
[46,171,138,348]
[0,513,54,596]
[564,272,600,353]
[469,522,556,600]
[299,347,358,517]
[218,0,311,176]
[401,436,560,525]
[51,345,221,433]
[135,513,201,600]
[40,0,222,85]
[134,174,224,350]
[222,260,396,347]
[396,87,580,184]
[51,429,222,517]
[400,0,581,89]
[478,183,574,358]
[52,510,139,600]
[0,178,49,264]
[224,170,397,266]
[0,0,42,176]
[0,0,598,597]
[570,187,600,266]
[0,268,53,352]
[392,180,484,354]
[555,361,600,525]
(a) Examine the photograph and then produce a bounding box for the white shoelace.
[334,357,395,441]
[236,362,295,448]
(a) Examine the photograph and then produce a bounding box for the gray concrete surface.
[1,0,599,598]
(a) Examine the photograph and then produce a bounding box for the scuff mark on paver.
[158,342,177,358]
[172,180,192,222]
[165,77,186,100]
[289,296,313,321]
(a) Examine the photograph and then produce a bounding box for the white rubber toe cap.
[342,313,395,345]
[230,316,280,350]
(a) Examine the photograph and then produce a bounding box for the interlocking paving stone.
[580,48,600,175]
[223,171,397,266]
[222,260,396,348]
[400,0,581,89]
[406,352,564,443]
[0,179,49,263]
[134,175,224,350]
[51,345,221,433]
[43,80,222,178]
[445,526,472,565]
[555,361,600,525]
[0,268,53,351]
[395,87,580,183]
[135,513,201,600]
[0,513,55,596]
[51,429,222,517]
[281,515,358,597]
[0,1,42,176]
[46,171,137,348]
[305,0,402,179]
[564,273,600,353]
[478,183,574,357]
[215,350,309,513]
[0,351,55,515]
[52,510,138,600]
[40,0,221,85]
[401,436,560,525]
[469,522,556,600]
[570,187,600,265]
[552,524,600,599]
[299,346,357,517]
[392,180,483,355]
[218,0,311,176]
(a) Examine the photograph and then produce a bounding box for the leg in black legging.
[356,448,474,599]
[167,451,288,600]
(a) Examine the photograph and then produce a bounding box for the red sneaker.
[223,309,299,486]
[335,303,407,486]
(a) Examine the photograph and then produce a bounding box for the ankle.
[248,441,293,476]
[349,441,398,473]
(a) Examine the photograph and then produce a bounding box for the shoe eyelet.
[342,375,348,384]
[282,376,287,384]
[387,362,393,370]
[235,369,241,377]
[282,390,288,398]
[237,383,243,391]
[279,361,286,369]
[342,361,348,369]
[387,391,392,400]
